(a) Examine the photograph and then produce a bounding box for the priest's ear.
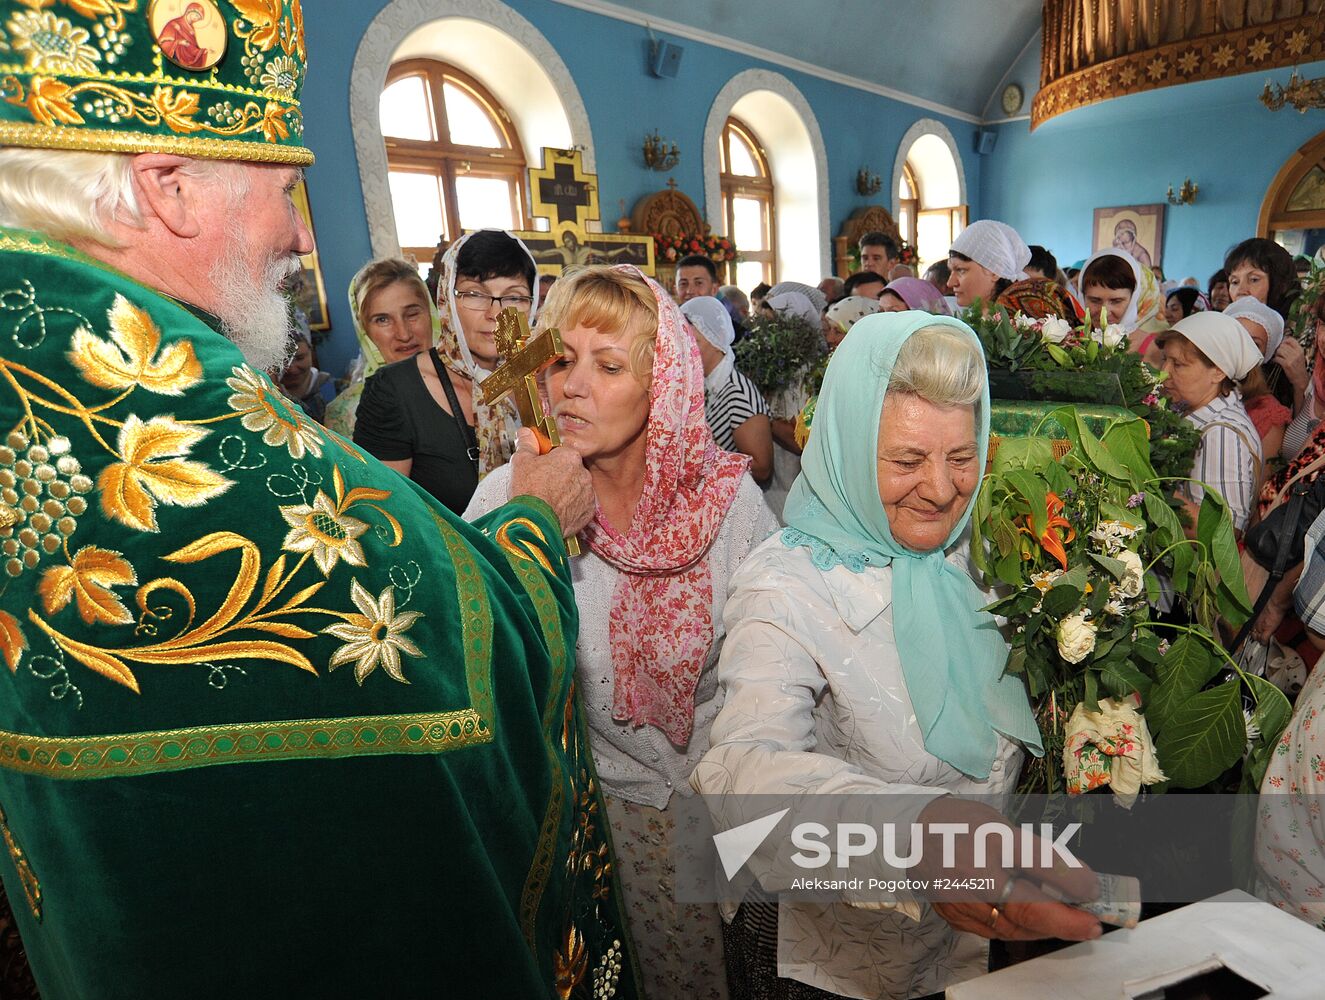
[129,153,220,239]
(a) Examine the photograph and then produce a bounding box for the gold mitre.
[0,0,311,165]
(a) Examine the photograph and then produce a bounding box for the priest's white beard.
[208,222,300,375]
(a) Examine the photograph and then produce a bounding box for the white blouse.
[691,535,1024,1000]
[464,464,779,809]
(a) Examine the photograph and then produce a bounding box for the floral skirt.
[603,794,729,1000]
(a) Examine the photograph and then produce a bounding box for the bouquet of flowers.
[652,231,737,265]
[964,303,1200,493]
[972,408,1291,805]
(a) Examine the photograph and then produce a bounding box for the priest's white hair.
[0,147,247,247]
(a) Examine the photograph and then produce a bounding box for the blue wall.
[980,60,1325,284]
[300,0,981,375]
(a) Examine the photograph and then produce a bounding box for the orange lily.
[1016,492,1076,570]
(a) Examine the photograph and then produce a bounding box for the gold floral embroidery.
[226,364,322,460]
[69,294,202,396]
[496,516,555,575]
[6,9,100,74]
[0,610,24,672]
[231,0,282,53]
[280,491,368,576]
[322,579,422,685]
[554,922,588,1000]
[38,544,136,625]
[258,54,297,99]
[98,414,232,532]
[1,74,300,142]
[0,802,40,922]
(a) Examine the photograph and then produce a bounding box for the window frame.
[899,162,920,249]
[381,58,528,263]
[719,116,777,287]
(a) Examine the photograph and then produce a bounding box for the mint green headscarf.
[781,311,1042,779]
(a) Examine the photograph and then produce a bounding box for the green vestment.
[0,227,636,999]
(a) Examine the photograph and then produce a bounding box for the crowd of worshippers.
[271,223,1325,998]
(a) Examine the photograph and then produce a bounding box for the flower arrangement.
[1289,257,1323,373]
[963,302,1201,493]
[652,231,737,265]
[972,409,1292,805]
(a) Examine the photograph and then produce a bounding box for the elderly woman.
[465,265,779,999]
[946,220,1030,308]
[345,232,536,512]
[693,312,1100,999]
[821,294,881,351]
[1158,312,1265,534]
[683,295,773,482]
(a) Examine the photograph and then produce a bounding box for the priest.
[0,1,634,997]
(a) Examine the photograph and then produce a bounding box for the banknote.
[1042,872,1142,929]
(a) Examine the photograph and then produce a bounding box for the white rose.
[1056,611,1097,664]
[1040,317,1072,344]
[1100,323,1127,348]
[1116,548,1144,599]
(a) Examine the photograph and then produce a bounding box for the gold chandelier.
[1262,69,1325,112]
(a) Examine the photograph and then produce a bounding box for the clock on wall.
[1001,83,1024,116]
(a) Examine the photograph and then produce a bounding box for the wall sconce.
[1166,178,1199,205]
[643,131,680,171]
[855,167,882,197]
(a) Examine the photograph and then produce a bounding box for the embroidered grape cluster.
[81,96,125,124]
[91,22,129,65]
[0,432,91,578]
[592,940,623,998]
[208,100,244,127]
[240,49,265,85]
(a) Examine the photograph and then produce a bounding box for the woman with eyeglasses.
[344,231,539,512]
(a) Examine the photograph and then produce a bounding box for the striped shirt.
[1296,508,1325,635]
[1183,392,1263,531]
[705,367,770,452]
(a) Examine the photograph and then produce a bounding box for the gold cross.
[482,307,580,556]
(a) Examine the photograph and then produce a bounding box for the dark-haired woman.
[1076,249,1164,362]
[351,230,537,512]
[1225,239,1309,450]
[946,220,1030,308]
[1163,286,1209,325]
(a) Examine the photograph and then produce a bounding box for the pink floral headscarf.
[582,265,750,747]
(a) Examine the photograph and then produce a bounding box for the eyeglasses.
[455,290,534,312]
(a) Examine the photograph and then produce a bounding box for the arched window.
[898,163,919,250]
[894,125,969,271]
[380,58,527,265]
[720,117,776,288]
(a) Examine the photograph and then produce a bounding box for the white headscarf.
[681,296,736,389]
[824,295,881,333]
[1170,312,1262,381]
[766,291,821,329]
[1077,248,1145,332]
[949,220,1031,281]
[767,281,827,314]
[1225,296,1285,360]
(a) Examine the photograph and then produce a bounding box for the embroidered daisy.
[322,579,422,684]
[259,55,299,99]
[280,490,368,575]
[226,366,324,460]
[8,11,101,75]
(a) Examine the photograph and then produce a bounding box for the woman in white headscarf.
[761,281,827,330]
[682,296,774,482]
[1157,312,1265,533]
[946,220,1031,308]
[1076,248,1166,361]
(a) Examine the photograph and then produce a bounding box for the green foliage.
[972,405,1287,801]
[732,313,826,399]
